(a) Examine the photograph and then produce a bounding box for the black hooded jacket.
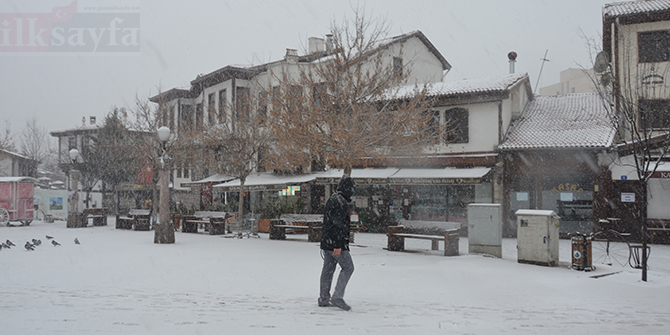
[320,176,356,251]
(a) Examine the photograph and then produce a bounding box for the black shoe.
[318,299,332,307]
[330,298,351,311]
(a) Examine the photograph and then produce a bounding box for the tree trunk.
[237,177,246,233]
[154,167,175,244]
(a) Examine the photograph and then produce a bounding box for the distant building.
[538,68,597,96]
[0,148,38,178]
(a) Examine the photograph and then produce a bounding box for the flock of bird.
[0,235,80,251]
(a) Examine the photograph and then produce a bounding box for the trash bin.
[571,234,594,271]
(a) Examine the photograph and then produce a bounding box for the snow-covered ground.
[1,218,669,334]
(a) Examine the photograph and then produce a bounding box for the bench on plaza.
[182,211,232,235]
[116,209,151,231]
[387,219,461,256]
[83,208,109,227]
[270,214,324,242]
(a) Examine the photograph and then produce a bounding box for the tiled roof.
[499,92,616,150]
[603,0,670,18]
[391,73,529,100]
[429,73,528,97]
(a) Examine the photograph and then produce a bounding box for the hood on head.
[337,176,356,201]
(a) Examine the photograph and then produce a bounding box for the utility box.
[467,203,502,258]
[516,209,560,267]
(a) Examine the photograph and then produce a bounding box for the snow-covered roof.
[180,174,235,187]
[213,172,320,190]
[499,92,616,150]
[0,176,38,183]
[0,148,33,161]
[603,0,670,18]
[389,73,529,100]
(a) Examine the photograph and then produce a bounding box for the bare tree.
[583,32,670,281]
[0,120,16,151]
[266,9,435,177]
[198,93,274,226]
[19,116,52,176]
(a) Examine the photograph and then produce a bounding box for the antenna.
[533,49,550,94]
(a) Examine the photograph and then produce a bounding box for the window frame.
[639,99,670,130]
[638,30,670,63]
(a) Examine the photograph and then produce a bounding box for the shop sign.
[388,177,482,185]
[550,183,585,194]
[648,171,670,179]
[621,192,635,203]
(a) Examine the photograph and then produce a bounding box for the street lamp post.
[154,126,175,244]
[67,148,81,228]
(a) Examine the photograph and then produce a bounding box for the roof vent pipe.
[508,51,517,74]
[325,34,333,53]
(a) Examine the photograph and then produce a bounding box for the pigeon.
[6,239,15,247]
[25,241,35,251]
[52,240,61,246]
[74,238,80,245]
[32,239,42,246]
[46,235,54,239]
[1,242,10,249]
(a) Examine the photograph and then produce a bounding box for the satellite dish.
[594,51,610,73]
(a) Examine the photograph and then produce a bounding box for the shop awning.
[213,172,319,191]
[315,167,491,185]
[180,174,235,188]
[315,168,400,185]
[388,167,491,185]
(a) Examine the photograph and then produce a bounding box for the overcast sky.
[0,0,612,137]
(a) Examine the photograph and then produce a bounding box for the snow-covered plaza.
[1,219,669,334]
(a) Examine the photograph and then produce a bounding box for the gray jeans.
[319,249,354,304]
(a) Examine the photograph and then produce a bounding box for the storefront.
[315,168,493,230]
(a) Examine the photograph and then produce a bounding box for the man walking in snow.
[318,176,356,311]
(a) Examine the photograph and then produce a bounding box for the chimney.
[90,116,96,125]
[308,37,324,54]
[82,116,85,126]
[325,34,333,53]
[508,51,517,74]
[285,48,298,62]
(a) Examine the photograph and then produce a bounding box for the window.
[218,89,227,124]
[639,31,670,63]
[639,99,670,130]
[313,83,327,109]
[208,93,216,125]
[169,105,175,131]
[236,87,250,119]
[68,136,76,150]
[180,104,194,130]
[258,91,268,125]
[393,57,403,78]
[196,103,203,129]
[444,108,469,143]
[272,86,281,111]
[424,110,440,144]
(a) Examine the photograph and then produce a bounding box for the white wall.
[648,179,670,219]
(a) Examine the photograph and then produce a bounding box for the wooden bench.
[182,211,231,235]
[83,208,109,227]
[648,219,670,244]
[270,214,324,242]
[387,220,461,256]
[116,209,151,231]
